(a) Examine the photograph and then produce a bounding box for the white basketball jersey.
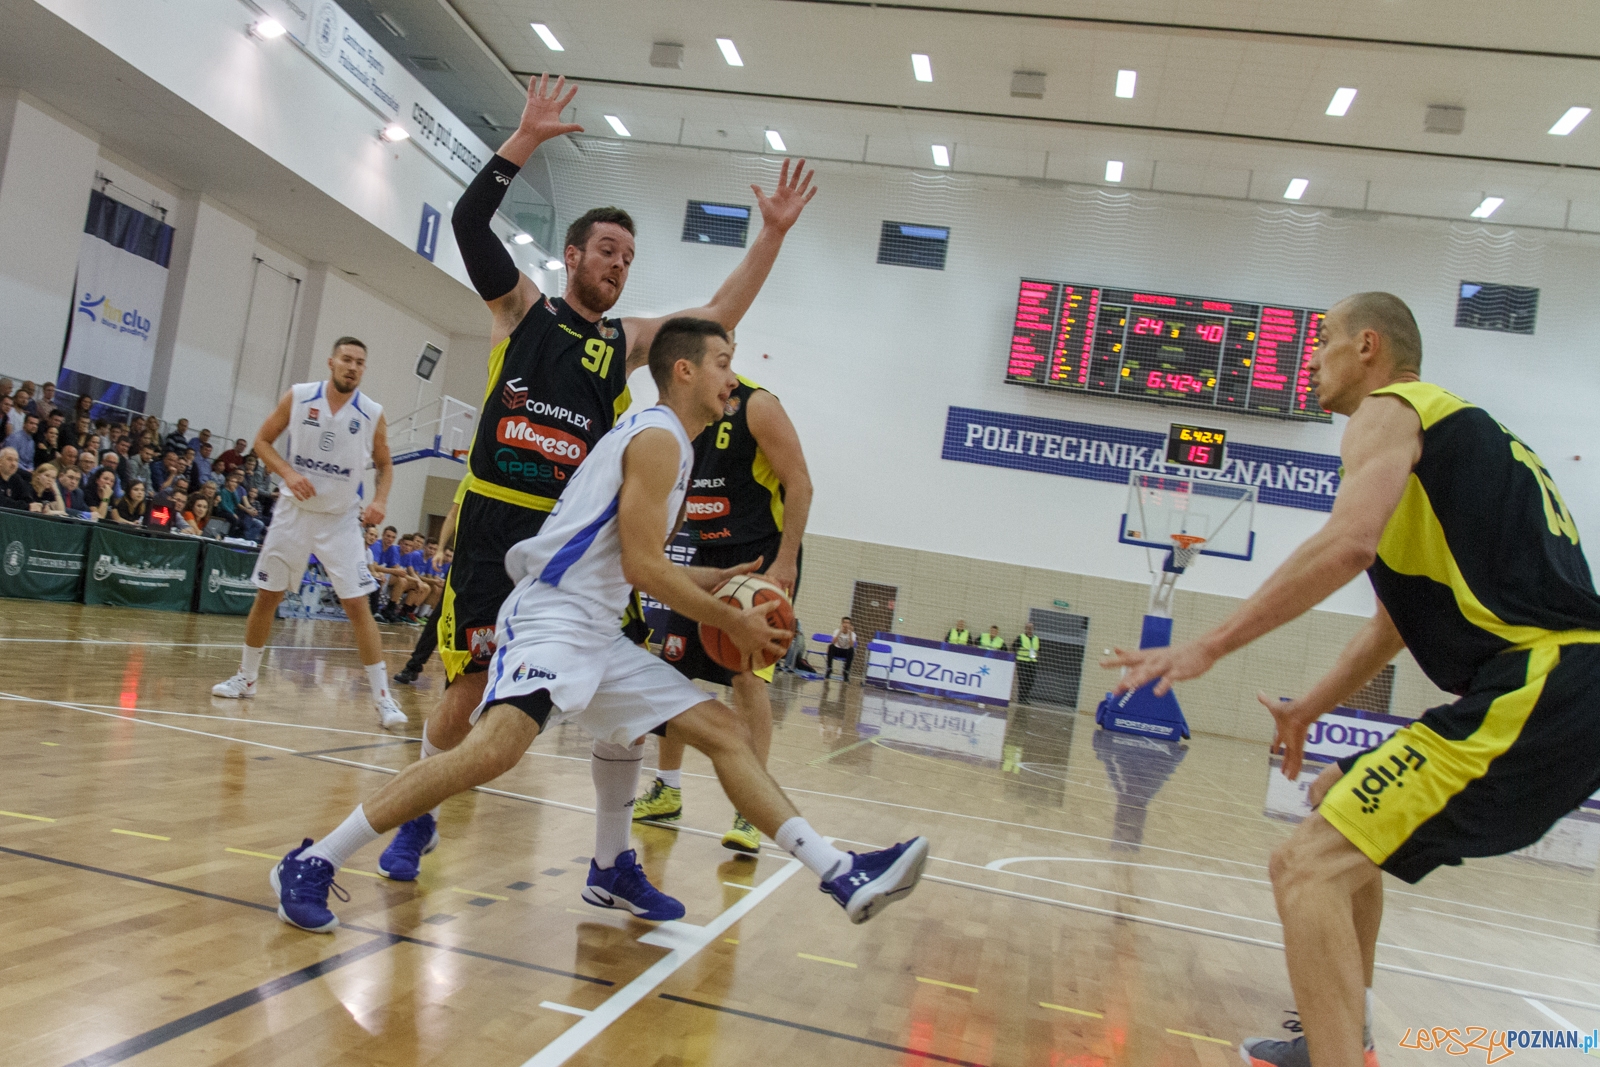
[280,381,382,514]
[505,405,691,616]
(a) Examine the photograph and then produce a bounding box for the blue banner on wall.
[941,406,1341,512]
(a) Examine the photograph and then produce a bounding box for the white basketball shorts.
[252,503,378,601]
[473,579,711,745]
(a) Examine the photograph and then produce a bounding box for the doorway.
[848,581,897,641]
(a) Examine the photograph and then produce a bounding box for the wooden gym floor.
[2,600,1596,1066]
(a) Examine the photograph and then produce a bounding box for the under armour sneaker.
[377,813,438,881]
[212,673,256,699]
[392,667,420,686]
[580,849,686,921]
[376,695,408,729]
[820,837,929,924]
[1239,1036,1379,1067]
[270,839,349,933]
[722,813,761,854]
[632,778,682,822]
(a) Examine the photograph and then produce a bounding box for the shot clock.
[1166,423,1227,470]
[1006,279,1330,423]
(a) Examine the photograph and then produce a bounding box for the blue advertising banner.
[941,406,1341,512]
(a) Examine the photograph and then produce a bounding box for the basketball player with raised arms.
[634,355,813,855]
[1105,293,1600,1067]
[372,74,818,885]
[271,318,928,932]
[212,337,406,729]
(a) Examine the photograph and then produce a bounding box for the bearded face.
[565,223,633,314]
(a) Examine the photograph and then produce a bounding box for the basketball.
[699,574,795,672]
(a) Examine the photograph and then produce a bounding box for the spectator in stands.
[162,418,190,455]
[0,447,30,509]
[217,437,248,474]
[193,440,215,486]
[31,425,57,471]
[85,468,118,520]
[126,441,154,487]
[72,394,92,422]
[5,412,38,469]
[946,619,970,645]
[0,378,11,402]
[0,396,11,439]
[75,449,98,486]
[55,444,78,478]
[31,381,57,421]
[69,415,91,449]
[233,486,265,541]
[7,388,31,435]
[241,454,271,496]
[186,495,228,538]
[189,426,212,453]
[368,526,417,621]
[150,448,182,495]
[112,481,148,526]
[94,451,123,499]
[31,463,63,515]
[56,466,87,513]
[825,617,858,681]
[113,435,131,462]
[979,625,1005,651]
[146,487,185,531]
[81,435,102,465]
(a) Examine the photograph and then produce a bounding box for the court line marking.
[1040,1002,1103,1018]
[449,886,510,901]
[1409,906,1600,951]
[723,938,740,945]
[722,881,753,891]
[517,858,803,1067]
[917,976,978,993]
[39,741,59,746]
[797,952,856,968]
[539,1002,592,1017]
[225,848,279,860]
[0,809,55,822]
[0,637,416,652]
[1167,1028,1231,1045]
[657,993,990,1067]
[110,829,170,841]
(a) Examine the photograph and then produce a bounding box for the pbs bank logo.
[3,540,23,577]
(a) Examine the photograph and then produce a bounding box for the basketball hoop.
[1169,533,1207,572]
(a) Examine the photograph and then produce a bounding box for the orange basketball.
[699,574,795,672]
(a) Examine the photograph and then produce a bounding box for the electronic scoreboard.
[1005,279,1331,422]
[1166,423,1226,470]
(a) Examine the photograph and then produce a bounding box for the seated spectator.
[7,388,31,435]
[33,425,59,470]
[56,466,87,513]
[84,467,118,520]
[125,442,153,490]
[232,486,265,541]
[189,427,213,454]
[55,443,78,477]
[241,454,272,496]
[146,487,186,531]
[70,415,91,449]
[82,434,102,463]
[30,463,63,515]
[112,480,148,526]
[5,411,39,469]
[0,396,11,439]
[94,450,123,499]
[31,381,57,421]
[162,417,191,455]
[72,393,92,422]
[0,378,11,402]
[113,435,132,463]
[217,438,249,474]
[0,446,31,509]
[75,449,98,486]
[149,449,182,495]
[193,440,215,486]
[186,495,229,539]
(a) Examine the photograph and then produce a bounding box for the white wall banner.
[865,633,1015,707]
[253,0,491,186]
[60,190,174,412]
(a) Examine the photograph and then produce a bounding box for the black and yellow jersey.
[462,295,631,512]
[682,375,783,546]
[1368,381,1600,694]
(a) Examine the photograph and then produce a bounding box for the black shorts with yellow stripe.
[438,492,549,680]
[1320,638,1600,884]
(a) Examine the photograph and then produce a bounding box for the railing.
[1,372,176,439]
[390,394,477,464]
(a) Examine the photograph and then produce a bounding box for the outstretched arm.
[452,74,582,347]
[623,159,817,373]
[253,390,314,502]
[1103,394,1421,696]
[362,414,391,528]
[745,389,811,595]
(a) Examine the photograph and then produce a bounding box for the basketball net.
[1169,533,1207,573]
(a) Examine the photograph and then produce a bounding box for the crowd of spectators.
[0,377,274,544]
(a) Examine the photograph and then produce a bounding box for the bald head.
[1335,292,1422,374]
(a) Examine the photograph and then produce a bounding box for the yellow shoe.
[721,813,760,854]
[632,778,682,822]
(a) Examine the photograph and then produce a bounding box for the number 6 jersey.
[282,380,382,514]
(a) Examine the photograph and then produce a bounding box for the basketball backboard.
[1118,471,1256,561]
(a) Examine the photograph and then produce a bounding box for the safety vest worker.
[979,628,1005,650]
[947,623,969,645]
[1016,632,1039,662]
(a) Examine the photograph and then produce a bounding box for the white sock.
[364,662,389,703]
[658,768,682,789]
[775,817,850,881]
[591,740,643,869]
[303,805,379,869]
[419,724,444,819]
[1364,988,1374,1048]
[240,645,264,683]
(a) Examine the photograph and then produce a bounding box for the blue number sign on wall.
[416,203,441,262]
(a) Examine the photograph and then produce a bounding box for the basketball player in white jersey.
[271,319,928,931]
[212,337,407,729]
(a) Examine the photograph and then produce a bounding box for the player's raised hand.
[516,74,582,144]
[1100,639,1217,697]
[753,158,817,233]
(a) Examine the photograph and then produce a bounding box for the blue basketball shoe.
[377,814,438,881]
[270,839,350,933]
[820,837,929,924]
[580,849,686,921]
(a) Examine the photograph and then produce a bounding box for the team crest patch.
[502,378,529,410]
[664,634,686,662]
[349,418,360,434]
[722,395,742,417]
[597,321,618,340]
[305,407,320,425]
[468,625,496,662]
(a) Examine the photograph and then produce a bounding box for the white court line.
[0,637,415,652]
[520,859,803,1067]
[1410,906,1600,951]
[539,1002,592,1018]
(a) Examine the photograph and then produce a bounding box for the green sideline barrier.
[197,541,262,615]
[0,509,91,601]
[84,523,202,613]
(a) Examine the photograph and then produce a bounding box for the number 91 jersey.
[466,295,632,512]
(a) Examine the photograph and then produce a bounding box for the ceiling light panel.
[1470,197,1504,218]
[511,233,534,245]
[1326,88,1357,117]
[1105,160,1123,182]
[530,23,563,51]
[604,114,631,137]
[912,54,933,82]
[765,129,786,151]
[1549,107,1591,135]
[716,38,743,66]
[1115,70,1136,98]
[1284,178,1309,200]
[931,144,949,167]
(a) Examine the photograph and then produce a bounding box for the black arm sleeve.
[452,154,523,302]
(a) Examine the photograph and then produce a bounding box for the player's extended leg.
[341,595,407,729]
[1249,812,1376,1067]
[272,704,538,931]
[377,669,486,879]
[666,698,928,924]
[581,738,686,921]
[212,589,285,699]
[721,671,773,852]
